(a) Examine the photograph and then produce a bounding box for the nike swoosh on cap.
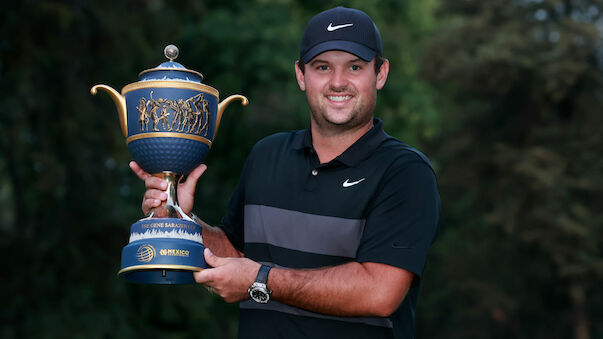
[327,23,354,32]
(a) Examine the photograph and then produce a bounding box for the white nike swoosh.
[327,23,354,32]
[342,178,365,188]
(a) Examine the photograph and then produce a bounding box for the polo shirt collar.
[292,118,389,167]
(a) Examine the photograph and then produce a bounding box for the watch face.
[250,286,269,303]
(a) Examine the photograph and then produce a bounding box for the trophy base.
[119,266,202,284]
[118,218,207,285]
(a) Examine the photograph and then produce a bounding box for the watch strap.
[255,264,271,284]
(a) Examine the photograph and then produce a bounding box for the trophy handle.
[215,94,248,138]
[91,84,128,137]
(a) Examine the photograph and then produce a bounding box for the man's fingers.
[179,164,207,193]
[144,189,167,201]
[143,189,167,207]
[194,269,210,284]
[193,250,227,285]
[193,262,216,284]
[129,161,150,181]
[145,176,168,190]
[142,189,167,212]
[142,197,162,214]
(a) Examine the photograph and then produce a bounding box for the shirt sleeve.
[356,160,440,277]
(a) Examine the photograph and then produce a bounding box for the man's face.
[295,50,389,134]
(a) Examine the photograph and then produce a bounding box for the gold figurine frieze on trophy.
[136,91,212,134]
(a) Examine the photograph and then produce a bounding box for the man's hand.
[194,248,260,303]
[129,161,207,216]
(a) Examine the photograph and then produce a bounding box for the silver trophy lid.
[138,44,204,82]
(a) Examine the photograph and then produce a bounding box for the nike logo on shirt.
[327,23,354,31]
[342,178,365,188]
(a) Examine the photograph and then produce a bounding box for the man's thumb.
[180,164,207,192]
[204,248,224,267]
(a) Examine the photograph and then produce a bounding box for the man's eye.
[317,65,329,71]
[351,65,361,71]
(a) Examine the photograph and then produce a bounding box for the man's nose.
[329,68,349,90]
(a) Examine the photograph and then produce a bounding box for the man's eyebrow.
[309,57,366,65]
[309,59,328,66]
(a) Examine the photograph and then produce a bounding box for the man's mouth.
[327,95,352,102]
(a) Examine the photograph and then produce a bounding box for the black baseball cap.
[299,7,383,63]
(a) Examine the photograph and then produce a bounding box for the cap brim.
[301,40,376,63]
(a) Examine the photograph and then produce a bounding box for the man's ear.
[376,59,389,90]
[295,61,306,91]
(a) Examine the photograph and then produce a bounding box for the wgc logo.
[136,244,156,263]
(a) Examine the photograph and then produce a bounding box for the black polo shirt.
[219,118,440,339]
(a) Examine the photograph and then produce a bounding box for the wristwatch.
[248,264,272,304]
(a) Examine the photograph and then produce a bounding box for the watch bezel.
[248,282,271,304]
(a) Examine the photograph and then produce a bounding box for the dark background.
[1,0,602,338]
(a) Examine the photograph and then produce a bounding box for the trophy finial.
[164,44,179,61]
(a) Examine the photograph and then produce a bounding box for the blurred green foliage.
[419,1,603,338]
[1,0,601,338]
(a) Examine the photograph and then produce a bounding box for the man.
[132,7,440,338]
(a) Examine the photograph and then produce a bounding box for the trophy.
[91,45,248,284]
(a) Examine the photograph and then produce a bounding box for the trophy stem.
[147,171,194,222]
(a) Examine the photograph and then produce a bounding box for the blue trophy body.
[91,45,247,284]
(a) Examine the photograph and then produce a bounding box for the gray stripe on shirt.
[244,204,366,258]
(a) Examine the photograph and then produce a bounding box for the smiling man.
[133,6,440,339]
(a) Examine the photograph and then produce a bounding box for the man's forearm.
[268,261,413,318]
[194,218,242,258]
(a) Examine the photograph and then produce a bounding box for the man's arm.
[194,250,413,318]
[270,261,414,317]
[193,218,243,258]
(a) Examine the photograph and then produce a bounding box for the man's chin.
[322,115,354,127]
[322,110,356,125]
[320,117,372,133]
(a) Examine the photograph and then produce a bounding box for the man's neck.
[311,119,373,164]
